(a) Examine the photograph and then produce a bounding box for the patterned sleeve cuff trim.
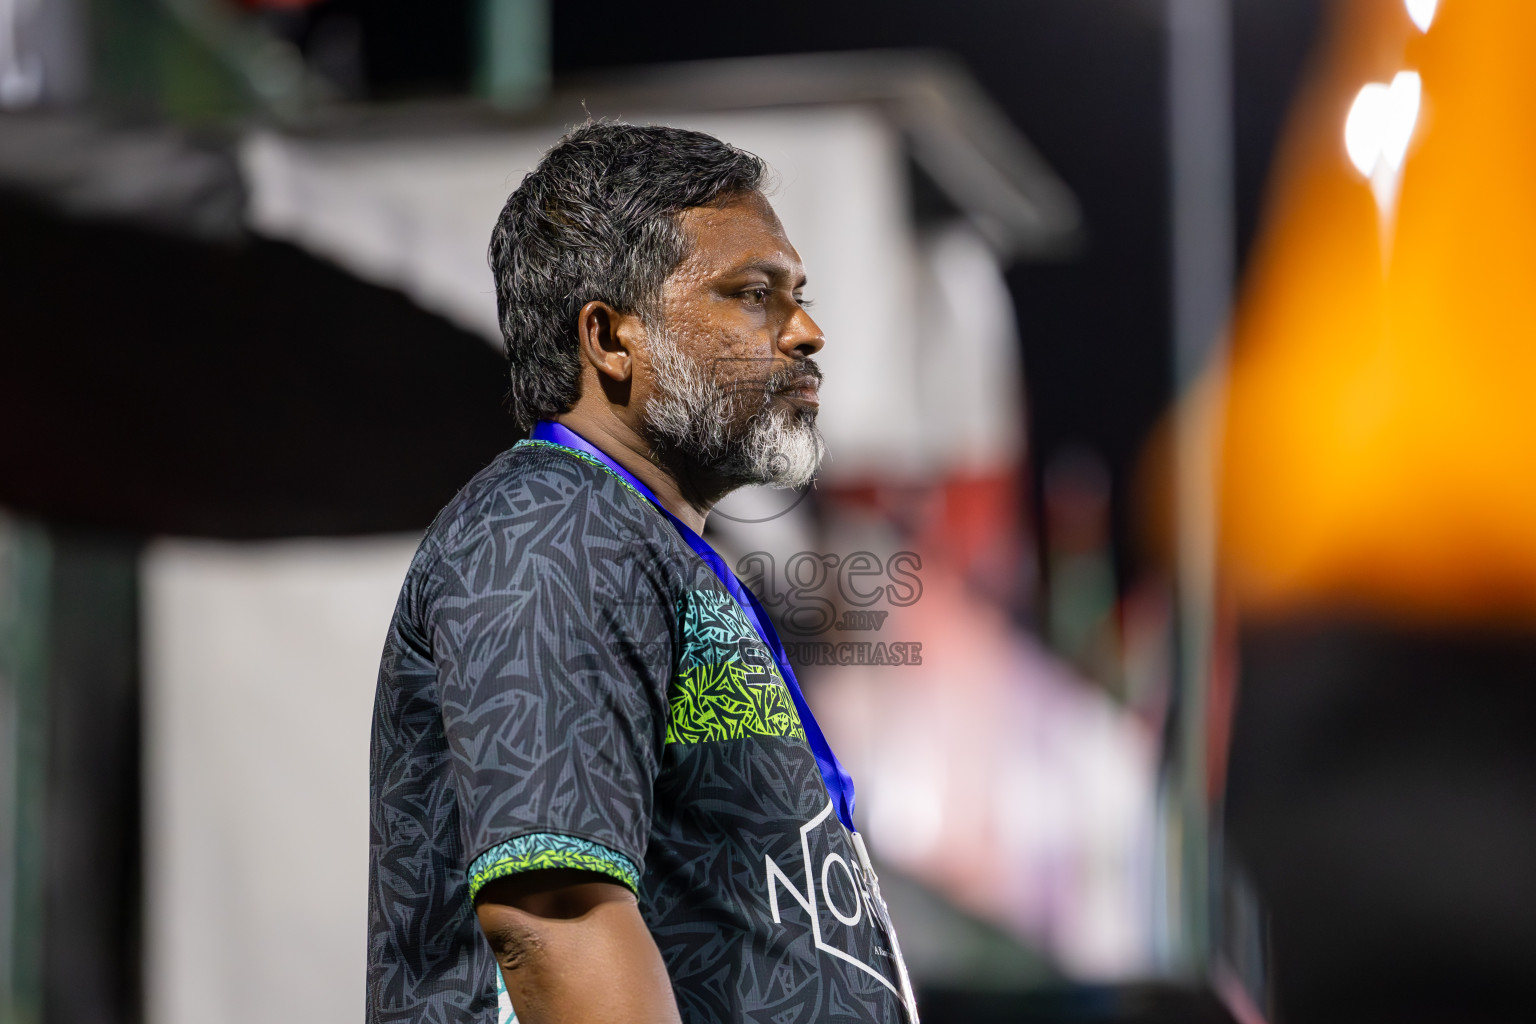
[467,833,641,902]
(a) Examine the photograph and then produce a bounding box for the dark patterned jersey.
[367,439,909,1024]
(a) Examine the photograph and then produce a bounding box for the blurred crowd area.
[4,2,1536,1023]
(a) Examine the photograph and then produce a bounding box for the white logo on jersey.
[763,801,900,996]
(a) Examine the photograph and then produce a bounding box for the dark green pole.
[478,0,549,108]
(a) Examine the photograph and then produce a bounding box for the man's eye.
[796,296,815,309]
[740,287,769,305]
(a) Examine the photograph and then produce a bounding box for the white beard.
[642,327,824,490]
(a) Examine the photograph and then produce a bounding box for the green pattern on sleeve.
[467,833,641,901]
[666,591,807,745]
[666,659,807,745]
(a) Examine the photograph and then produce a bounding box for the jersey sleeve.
[429,482,677,901]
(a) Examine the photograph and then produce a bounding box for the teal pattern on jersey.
[667,590,806,745]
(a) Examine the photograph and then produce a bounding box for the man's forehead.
[675,193,804,279]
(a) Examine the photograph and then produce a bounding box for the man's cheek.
[725,329,779,361]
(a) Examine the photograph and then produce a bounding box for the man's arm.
[475,869,682,1024]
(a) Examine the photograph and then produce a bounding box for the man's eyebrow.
[721,258,806,286]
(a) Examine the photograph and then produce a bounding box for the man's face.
[639,191,827,490]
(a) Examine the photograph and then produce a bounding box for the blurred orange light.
[1220,0,1536,626]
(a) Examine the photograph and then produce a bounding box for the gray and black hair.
[489,121,768,431]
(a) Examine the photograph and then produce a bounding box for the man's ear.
[576,300,645,383]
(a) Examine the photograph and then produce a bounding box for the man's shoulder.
[421,440,679,571]
[392,440,693,647]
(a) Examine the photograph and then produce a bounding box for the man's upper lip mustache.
[775,371,821,395]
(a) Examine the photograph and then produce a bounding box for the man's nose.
[779,306,825,359]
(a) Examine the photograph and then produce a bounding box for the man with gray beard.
[367,122,916,1024]
[643,325,825,496]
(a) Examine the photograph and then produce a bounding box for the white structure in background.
[0,0,86,109]
[0,0,43,109]
[242,109,933,477]
[143,537,417,1024]
[240,52,1076,482]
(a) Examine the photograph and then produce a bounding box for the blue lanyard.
[529,420,858,833]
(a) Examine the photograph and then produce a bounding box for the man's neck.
[552,411,722,535]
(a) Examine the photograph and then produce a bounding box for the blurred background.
[5,0,1535,1022]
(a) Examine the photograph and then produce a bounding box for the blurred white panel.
[143,536,417,1024]
[241,111,1026,481]
[241,109,1008,481]
[914,221,1026,470]
[675,109,924,478]
[0,0,88,109]
[241,130,544,340]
